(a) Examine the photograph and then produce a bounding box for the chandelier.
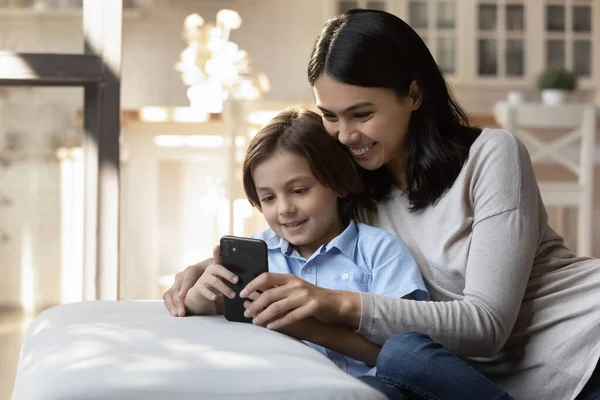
[175,9,269,114]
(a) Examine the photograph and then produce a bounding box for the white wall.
[0,87,80,309]
[120,119,248,300]
[0,161,62,308]
[0,0,325,308]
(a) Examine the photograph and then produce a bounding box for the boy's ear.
[408,80,423,111]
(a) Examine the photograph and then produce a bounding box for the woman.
[163,9,600,400]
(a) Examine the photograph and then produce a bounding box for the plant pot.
[507,91,526,105]
[541,89,567,106]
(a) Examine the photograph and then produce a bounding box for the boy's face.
[252,150,343,259]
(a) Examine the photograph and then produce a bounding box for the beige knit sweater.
[359,129,600,400]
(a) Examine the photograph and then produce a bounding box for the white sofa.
[12,301,386,400]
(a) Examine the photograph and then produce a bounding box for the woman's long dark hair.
[308,9,481,211]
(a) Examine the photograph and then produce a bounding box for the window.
[408,0,458,75]
[338,0,387,13]
[544,1,592,77]
[330,0,598,86]
[477,1,525,78]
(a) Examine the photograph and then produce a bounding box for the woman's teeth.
[350,143,375,156]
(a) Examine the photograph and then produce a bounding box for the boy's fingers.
[193,282,221,302]
[204,274,236,299]
[210,264,239,285]
[241,272,289,298]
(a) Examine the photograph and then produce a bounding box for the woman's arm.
[312,322,382,366]
[163,257,213,316]
[280,317,381,366]
[356,133,541,357]
[242,226,427,332]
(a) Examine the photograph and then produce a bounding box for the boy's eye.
[292,188,308,195]
[355,112,372,120]
[322,113,337,121]
[260,196,274,203]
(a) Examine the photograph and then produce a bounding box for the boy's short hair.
[242,106,367,222]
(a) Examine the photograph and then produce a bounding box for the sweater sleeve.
[357,131,542,357]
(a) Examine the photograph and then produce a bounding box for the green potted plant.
[537,66,578,105]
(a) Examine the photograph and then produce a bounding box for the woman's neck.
[386,157,407,190]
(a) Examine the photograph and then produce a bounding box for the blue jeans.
[576,359,600,400]
[358,332,514,400]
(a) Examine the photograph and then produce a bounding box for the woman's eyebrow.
[317,102,374,114]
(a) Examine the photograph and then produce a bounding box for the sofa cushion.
[12,300,385,400]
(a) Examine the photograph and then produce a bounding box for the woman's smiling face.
[313,74,420,174]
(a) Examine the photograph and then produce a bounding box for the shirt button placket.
[302,265,315,284]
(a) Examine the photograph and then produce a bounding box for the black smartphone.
[219,235,269,323]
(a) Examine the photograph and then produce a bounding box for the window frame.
[474,0,527,83]
[327,0,599,92]
[406,0,460,78]
[544,0,594,79]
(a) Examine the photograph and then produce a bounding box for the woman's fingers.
[162,287,177,317]
[174,264,205,316]
[163,270,184,317]
[163,257,216,317]
[179,264,203,298]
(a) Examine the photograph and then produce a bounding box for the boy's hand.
[183,245,239,315]
[241,273,339,330]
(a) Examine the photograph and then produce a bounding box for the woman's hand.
[240,273,357,330]
[162,256,213,317]
[184,246,239,315]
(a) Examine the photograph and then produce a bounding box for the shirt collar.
[264,220,359,259]
[324,220,358,259]
[262,232,295,257]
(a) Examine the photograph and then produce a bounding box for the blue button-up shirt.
[252,220,428,377]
